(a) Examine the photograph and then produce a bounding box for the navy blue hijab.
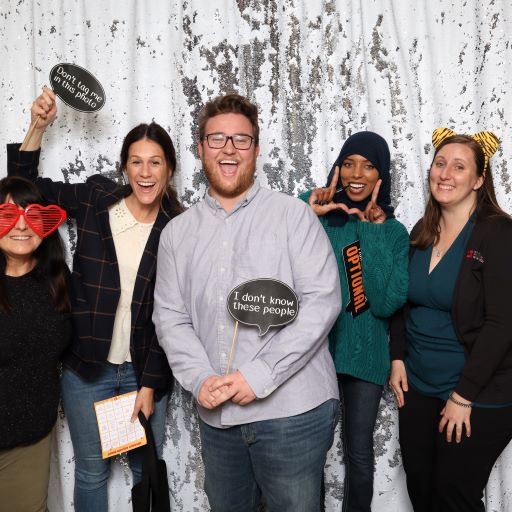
[325,131,395,227]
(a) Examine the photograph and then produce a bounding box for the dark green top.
[405,217,474,399]
[299,191,409,385]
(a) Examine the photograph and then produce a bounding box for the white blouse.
[107,198,153,364]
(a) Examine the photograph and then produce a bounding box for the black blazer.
[390,209,512,404]
[7,143,178,392]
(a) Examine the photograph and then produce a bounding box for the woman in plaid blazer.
[8,87,183,511]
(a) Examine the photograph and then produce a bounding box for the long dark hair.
[413,134,509,249]
[120,122,184,217]
[0,176,70,313]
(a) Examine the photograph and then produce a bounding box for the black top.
[390,209,512,404]
[7,143,178,392]
[0,267,71,449]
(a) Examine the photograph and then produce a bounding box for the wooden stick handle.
[225,321,239,375]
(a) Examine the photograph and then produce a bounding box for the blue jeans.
[338,374,383,512]
[61,363,168,512]
[199,398,339,512]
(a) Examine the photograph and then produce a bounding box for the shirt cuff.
[238,359,277,399]
[455,374,480,402]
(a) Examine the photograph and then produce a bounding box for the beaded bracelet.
[448,391,472,408]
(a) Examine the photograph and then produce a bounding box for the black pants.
[398,386,512,512]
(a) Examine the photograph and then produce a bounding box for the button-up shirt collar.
[204,181,260,217]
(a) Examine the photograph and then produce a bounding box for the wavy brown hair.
[413,134,508,249]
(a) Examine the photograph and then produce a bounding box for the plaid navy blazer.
[7,143,177,392]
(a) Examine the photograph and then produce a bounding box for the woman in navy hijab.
[300,131,409,511]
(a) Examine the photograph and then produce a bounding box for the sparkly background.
[1,1,512,510]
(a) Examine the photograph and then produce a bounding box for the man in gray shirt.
[153,94,341,512]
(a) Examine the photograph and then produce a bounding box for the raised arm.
[21,86,57,151]
[8,142,93,218]
[8,89,113,216]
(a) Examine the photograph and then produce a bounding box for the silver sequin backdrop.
[1,1,512,510]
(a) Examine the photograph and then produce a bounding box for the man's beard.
[203,158,256,199]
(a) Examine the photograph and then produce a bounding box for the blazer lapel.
[131,206,173,324]
[95,185,132,291]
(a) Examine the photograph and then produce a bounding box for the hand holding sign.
[207,371,257,407]
[20,86,57,151]
[21,64,106,151]
[31,87,57,129]
[197,279,300,409]
[197,375,227,410]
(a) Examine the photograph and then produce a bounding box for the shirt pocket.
[233,238,281,281]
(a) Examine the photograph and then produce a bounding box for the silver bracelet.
[448,391,472,408]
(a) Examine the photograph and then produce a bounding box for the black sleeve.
[6,143,115,218]
[389,219,422,361]
[7,143,40,180]
[389,305,409,360]
[455,218,512,401]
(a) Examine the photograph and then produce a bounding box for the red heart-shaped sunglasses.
[0,203,67,238]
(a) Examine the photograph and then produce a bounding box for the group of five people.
[0,89,511,512]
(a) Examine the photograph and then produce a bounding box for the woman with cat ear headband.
[0,176,71,512]
[389,129,512,512]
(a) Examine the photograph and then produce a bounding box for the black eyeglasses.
[204,133,254,150]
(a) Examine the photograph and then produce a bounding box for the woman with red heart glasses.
[7,88,184,512]
[0,176,71,512]
[0,202,67,239]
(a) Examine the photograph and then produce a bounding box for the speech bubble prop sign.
[49,63,106,113]
[227,279,299,336]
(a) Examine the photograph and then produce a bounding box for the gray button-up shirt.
[153,181,341,427]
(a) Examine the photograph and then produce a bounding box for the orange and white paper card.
[94,391,147,459]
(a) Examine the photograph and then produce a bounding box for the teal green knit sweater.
[300,191,409,385]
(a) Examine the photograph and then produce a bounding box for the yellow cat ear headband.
[432,127,499,173]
